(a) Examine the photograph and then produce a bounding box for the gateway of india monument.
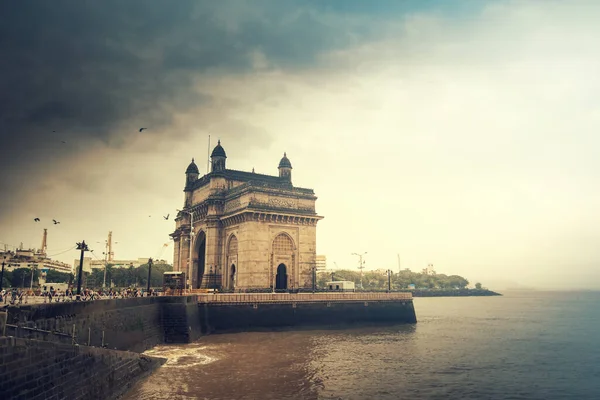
[170,141,323,291]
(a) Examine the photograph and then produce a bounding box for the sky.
[1,0,599,290]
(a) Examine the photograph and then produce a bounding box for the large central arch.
[193,230,206,289]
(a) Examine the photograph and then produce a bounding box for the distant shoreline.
[410,289,502,297]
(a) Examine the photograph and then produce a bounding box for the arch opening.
[276,263,288,290]
[194,231,206,289]
[230,264,236,290]
[227,235,238,290]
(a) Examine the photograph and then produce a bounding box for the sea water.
[124,291,600,399]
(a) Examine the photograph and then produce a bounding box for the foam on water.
[144,344,219,368]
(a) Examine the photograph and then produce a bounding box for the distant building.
[422,264,436,275]
[0,249,72,274]
[316,255,327,271]
[372,269,389,276]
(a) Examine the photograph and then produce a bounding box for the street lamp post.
[0,256,6,291]
[177,209,194,289]
[30,265,35,291]
[351,252,367,290]
[103,249,108,288]
[98,240,118,288]
[312,265,317,293]
[76,241,89,300]
[147,258,153,295]
[387,269,392,293]
[102,240,108,288]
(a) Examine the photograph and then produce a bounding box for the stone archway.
[272,233,295,290]
[193,230,206,289]
[276,264,287,290]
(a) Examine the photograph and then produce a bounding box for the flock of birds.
[148,214,170,220]
[29,128,171,248]
[34,213,171,224]
[33,218,60,224]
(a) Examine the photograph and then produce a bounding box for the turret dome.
[278,152,292,169]
[185,158,199,174]
[211,140,227,158]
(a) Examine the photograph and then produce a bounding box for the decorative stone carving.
[224,199,242,213]
[268,198,296,209]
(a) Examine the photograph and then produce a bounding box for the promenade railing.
[196,292,412,304]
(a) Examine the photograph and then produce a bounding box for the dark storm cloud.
[0,0,382,196]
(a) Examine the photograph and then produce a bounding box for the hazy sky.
[1,1,599,289]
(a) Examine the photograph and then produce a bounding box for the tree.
[1,270,12,288]
[45,269,73,283]
[79,262,174,289]
[475,282,482,290]
[447,275,469,289]
[8,267,40,288]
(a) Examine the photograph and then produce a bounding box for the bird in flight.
[139,128,147,132]
[164,214,170,220]
[52,219,60,224]
[34,218,40,222]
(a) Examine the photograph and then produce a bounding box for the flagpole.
[207,134,211,174]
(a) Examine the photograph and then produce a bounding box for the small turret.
[185,158,199,185]
[211,140,227,172]
[278,152,292,183]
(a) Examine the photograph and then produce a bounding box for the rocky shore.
[410,289,502,297]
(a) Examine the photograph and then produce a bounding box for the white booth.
[326,280,356,292]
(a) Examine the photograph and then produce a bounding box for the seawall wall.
[199,300,417,333]
[4,294,416,345]
[0,336,165,400]
[4,296,201,352]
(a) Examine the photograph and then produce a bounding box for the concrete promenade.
[1,291,413,307]
[196,292,413,303]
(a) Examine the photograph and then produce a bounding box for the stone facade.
[171,142,323,291]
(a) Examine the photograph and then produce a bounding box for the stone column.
[179,232,191,288]
[204,218,222,287]
[172,237,181,272]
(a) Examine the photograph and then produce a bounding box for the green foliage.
[44,269,73,283]
[1,271,11,289]
[85,263,173,289]
[317,269,471,291]
[475,282,482,290]
[3,267,40,288]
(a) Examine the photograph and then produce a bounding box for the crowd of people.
[0,286,160,305]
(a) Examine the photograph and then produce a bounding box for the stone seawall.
[3,295,416,344]
[0,336,165,400]
[4,296,201,352]
[162,296,203,343]
[199,300,417,333]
